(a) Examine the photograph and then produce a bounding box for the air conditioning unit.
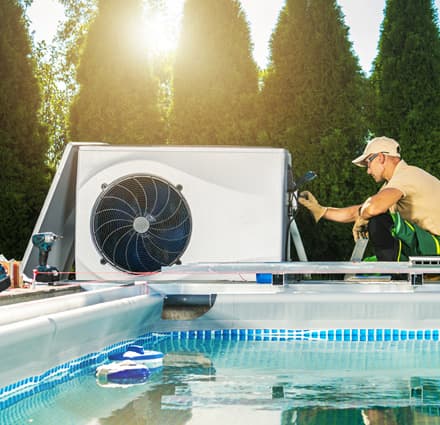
[75,145,290,281]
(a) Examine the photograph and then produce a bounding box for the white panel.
[21,142,107,278]
[75,146,289,281]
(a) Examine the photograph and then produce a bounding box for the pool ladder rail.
[160,256,440,286]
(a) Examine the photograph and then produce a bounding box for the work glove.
[298,191,328,223]
[352,215,369,241]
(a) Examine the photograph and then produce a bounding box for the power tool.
[32,232,61,284]
[0,264,10,292]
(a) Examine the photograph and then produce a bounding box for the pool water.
[3,336,440,424]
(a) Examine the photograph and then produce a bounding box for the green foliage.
[371,0,440,176]
[33,41,72,169]
[0,0,49,258]
[5,0,437,265]
[171,0,259,145]
[31,0,97,166]
[261,0,373,260]
[69,0,165,145]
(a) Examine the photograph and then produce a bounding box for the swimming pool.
[3,278,440,423]
[2,329,440,424]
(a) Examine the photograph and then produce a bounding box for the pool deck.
[0,283,83,306]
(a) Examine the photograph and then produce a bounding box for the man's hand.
[298,191,328,222]
[352,215,369,241]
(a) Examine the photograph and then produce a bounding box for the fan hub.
[133,216,150,234]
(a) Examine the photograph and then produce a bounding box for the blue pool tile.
[375,330,382,341]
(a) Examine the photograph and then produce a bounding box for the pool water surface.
[3,335,440,424]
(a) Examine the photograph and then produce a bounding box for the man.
[299,136,440,261]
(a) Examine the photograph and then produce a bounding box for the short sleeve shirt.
[383,160,440,235]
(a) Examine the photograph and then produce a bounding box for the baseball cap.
[352,136,401,167]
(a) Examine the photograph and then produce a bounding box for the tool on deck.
[344,237,370,281]
[0,263,10,292]
[32,232,61,284]
[350,237,369,262]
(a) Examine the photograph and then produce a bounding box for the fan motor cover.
[91,174,192,273]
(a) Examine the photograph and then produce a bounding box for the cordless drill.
[32,232,61,284]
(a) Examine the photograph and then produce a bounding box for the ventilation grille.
[92,175,192,273]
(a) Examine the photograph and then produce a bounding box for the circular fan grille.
[92,175,192,273]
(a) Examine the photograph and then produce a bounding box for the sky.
[27,0,440,75]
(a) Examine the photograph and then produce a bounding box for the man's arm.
[325,188,403,223]
[323,204,362,223]
[359,188,403,219]
[299,191,362,223]
[299,188,404,224]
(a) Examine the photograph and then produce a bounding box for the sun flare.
[141,0,184,56]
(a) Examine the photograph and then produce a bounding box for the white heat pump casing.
[75,145,289,281]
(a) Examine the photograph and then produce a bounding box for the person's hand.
[352,215,369,241]
[298,191,328,222]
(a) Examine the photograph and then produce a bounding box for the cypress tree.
[69,0,164,145]
[34,0,97,167]
[371,0,440,175]
[261,0,372,260]
[171,0,259,145]
[0,0,49,258]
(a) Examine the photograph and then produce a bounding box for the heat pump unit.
[75,145,289,281]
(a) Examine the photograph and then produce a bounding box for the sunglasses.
[366,151,388,167]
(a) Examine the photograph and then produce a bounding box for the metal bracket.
[409,256,440,286]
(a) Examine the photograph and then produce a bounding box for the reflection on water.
[4,339,440,424]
